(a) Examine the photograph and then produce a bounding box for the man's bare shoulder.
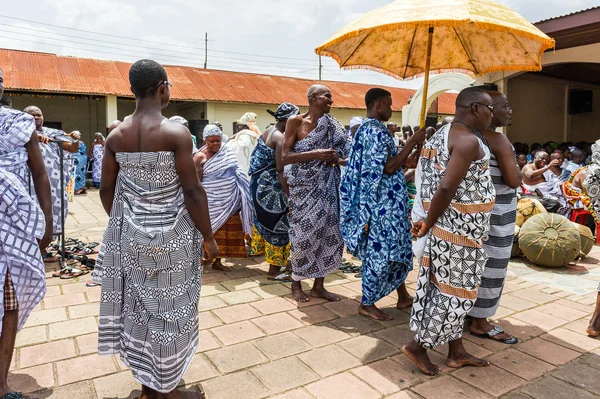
[522,163,535,172]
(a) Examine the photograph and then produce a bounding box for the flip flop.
[60,267,89,279]
[471,325,518,344]
[86,281,101,287]
[51,268,71,278]
[43,253,61,263]
[267,272,292,282]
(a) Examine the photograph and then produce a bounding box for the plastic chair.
[570,208,600,245]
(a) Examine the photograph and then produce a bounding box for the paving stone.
[454,363,528,396]
[7,364,55,394]
[521,375,597,399]
[552,361,600,393]
[254,331,312,360]
[220,277,262,292]
[61,281,92,295]
[486,348,555,380]
[14,326,48,348]
[202,371,269,399]
[540,328,600,353]
[495,317,547,341]
[43,292,87,309]
[212,303,262,324]
[330,314,386,336]
[75,332,98,355]
[371,324,415,348]
[351,358,423,395]
[535,302,588,322]
[284,293,328,308]
[206,342,267,374]
[49,317,98,340]
[199,295,228,311]
[68,302,100,319]
[511,288,557,304]
[44,285,62,297]
[412,375,492,399]
[288,305,339,325]
[305,372,381,399]
[297,344,361,377]
[292,323,352,348]
[252,357,319,395]
[385,392,422,399]
[56,353,118,385]
[30,381,94,399]
[432,338,492,359]
[338,335,400,363]
[251,312,305,335]
[250,297,297,315]
[554,299,595,314]
[202,272,230,284]
[20,339,77,368]
[85,289,101,303]
[181,354,219,383]
[322,298,361,318]
[24,308,68,328]
[326,285,362,300]
[199,311,224,329]
[517,337,580,365]
[500,294,539,311]
[210,320,266,346]
[251,284,292,299]
[93,370,142,399]
[512,309,567,331]
[196,330,222,353]
[200,282,229,297]
[219,289,262,305]
[270,388,314,399]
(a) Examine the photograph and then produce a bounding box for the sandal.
[51,268,71,278]
[43,253,61,263]
[86,281,101,287]
[76,247,99,255]
[471,325,518,344]
[267,272,292,282]
[59,267,89,279]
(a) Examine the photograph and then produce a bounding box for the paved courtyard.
[9,191,600,399]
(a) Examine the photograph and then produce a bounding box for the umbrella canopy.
[315,0,554,80]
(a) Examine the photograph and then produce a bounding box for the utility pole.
[204,32,208,69]
[318,56,322,80]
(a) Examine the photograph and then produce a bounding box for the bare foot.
[162,390,204,399]
[446,353,490,369]
[587,296,600,337]
[292,281,310,302]
[211,259,232,272]
[396,297,413,310]
[402,341,440,376]
[139,385,159,399]
[359,304,393,321]
[310,287,340,302]
[396,283,413,309]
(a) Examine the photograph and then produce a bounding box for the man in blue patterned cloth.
[340,88,424,321]
[0,68,53,399]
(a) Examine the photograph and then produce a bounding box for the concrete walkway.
[9,191,600,399]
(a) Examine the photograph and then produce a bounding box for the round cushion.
[575,224,595,257]
[511,225,522,258]
[519,213,581,268]
[515,198,547,227]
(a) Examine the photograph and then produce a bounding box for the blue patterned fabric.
[340,118,413,305]
[73,142,87,191]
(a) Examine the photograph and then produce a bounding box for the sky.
[0,0,597,90]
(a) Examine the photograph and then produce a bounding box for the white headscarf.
[203,124,222,140]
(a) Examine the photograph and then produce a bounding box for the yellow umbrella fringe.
[315,19,554,53]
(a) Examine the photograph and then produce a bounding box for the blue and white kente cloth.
[340,118,413,305]
[283,114,351,280]
[74,142,87,191]
[0,108,46,334]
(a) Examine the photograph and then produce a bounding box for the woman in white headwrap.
[194,124,253,271]
[226,112,260,174]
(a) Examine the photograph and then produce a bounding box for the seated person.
[522,151,569,215]
[516,152,527,171]
[549,150,571,182]
[565,149,587,175]
[527,143,541,163]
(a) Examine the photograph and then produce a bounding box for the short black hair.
[455,86,488,107]
[0,95,12,108]
[365,88,391,110]
[129,59,168,99]
[531,143,541,151]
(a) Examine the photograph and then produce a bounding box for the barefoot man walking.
[404,87,496,375]
[282,84,351,302]
[340,88,424,321]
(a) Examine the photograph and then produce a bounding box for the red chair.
[570,208,600,245]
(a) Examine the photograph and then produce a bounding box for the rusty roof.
[0,48,457,113]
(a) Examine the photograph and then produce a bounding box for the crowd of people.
[2,58,600,398]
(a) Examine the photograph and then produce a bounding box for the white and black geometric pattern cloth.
[410,124,496,349]
[96,151,202,394]
[0,107,46,335]
[283,114,351,280]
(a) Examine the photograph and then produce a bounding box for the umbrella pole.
[419,27,434,128]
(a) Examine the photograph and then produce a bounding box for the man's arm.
[193,152,206,181]
[488,133,522,189]
[273,131,289,196]
[99,135,119,216]
[25,130,53,249]
[523,162,556,180]
[281,116,335,166]
[414,135,480,236]
[383,128,425,175]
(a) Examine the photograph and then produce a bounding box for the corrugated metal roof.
[535,6,600,24]
[0,48,457,113]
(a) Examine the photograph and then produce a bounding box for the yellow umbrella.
[315,0,555,127]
